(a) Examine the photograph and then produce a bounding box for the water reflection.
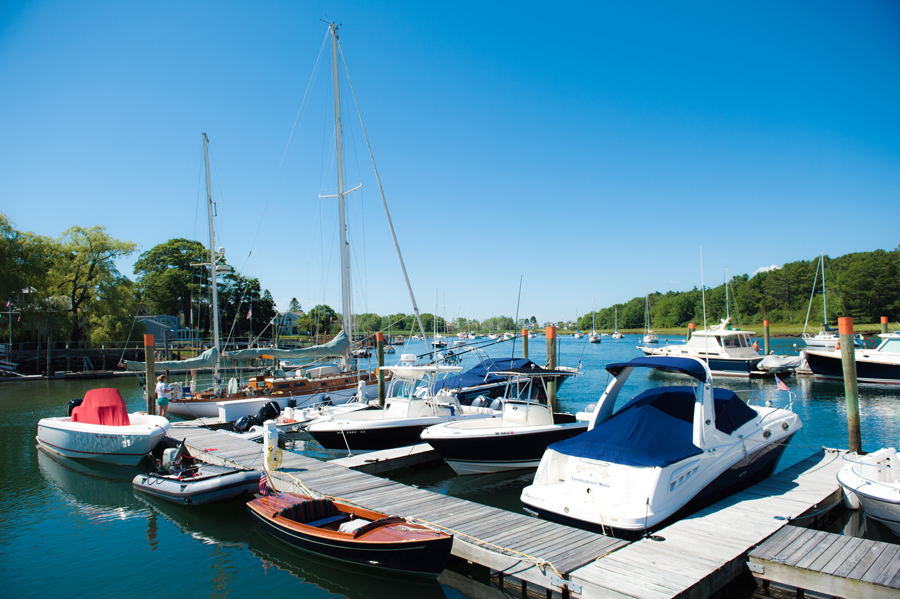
[248,529,448,599]
[133,492,254,549]
[36,446,146,522]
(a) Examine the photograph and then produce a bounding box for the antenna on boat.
[700,245,709,369]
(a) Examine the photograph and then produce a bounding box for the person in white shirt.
[155,374,174,418]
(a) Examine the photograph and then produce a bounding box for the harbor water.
[2,334,898,597]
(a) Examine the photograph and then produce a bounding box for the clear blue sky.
[2,1,898,323]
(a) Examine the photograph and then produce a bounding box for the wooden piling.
[46,337,51,378]
[881,316,888,335]
[145,334,156,416]
[101,345,106,370]
[763,320,770,355]
[522,329,529,359]
[66,343,71,373]
[839,317,861,453]
[376,332,385,407]
[546,326,557,411]
[687,322,695,341]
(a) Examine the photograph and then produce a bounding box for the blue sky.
[1,1,898,323]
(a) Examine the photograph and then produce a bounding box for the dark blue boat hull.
[806,351,900,385]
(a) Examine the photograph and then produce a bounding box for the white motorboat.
[36,388,170,465]
[421,366,588,475]
[306,363,497,454]
[804,333,900,385]
[521,356,800,538]
[838,448,900,536]
[638,317,764,377]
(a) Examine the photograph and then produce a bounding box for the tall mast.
[202,132,220,388]
[330,23,352,366]
[821,252,827,326]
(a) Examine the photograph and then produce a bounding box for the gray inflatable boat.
[133,463,261,505]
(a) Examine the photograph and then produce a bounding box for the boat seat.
[305,514,349,528]
[279,497,340,524]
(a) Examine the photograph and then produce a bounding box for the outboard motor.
[471,397,485,408]
[253,401,280,425]
[66,398,83,417]
[490,398,504,412]
[233,415,253,433]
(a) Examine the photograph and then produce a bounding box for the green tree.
[308,304,338,336]
[289,297,302,312]
[133,238,207,321]
[49,225,136,343]
[87,276,145,347]
[218,273,277,339]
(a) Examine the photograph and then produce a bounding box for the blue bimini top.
[604,357,708,382]
[431,358,535,393]
[548,385,757,468]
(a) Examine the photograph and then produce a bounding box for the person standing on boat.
[155,374,174,418]
[752,340,761,353]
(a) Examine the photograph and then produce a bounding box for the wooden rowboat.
[247,492,452,577]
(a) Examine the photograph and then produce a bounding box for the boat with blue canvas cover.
[429,356,575,405]
[521,356,800,538]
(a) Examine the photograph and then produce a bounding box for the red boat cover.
[71,388,131,426]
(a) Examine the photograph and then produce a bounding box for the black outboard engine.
[67,398,84,417]
[252,401,280,425]
[233,415,253,433]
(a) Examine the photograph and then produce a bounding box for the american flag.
[259,473,269,496]
[775,376,790,393]
[247,307,252,320]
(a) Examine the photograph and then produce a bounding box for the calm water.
[2,335,897,597]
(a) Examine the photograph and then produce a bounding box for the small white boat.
[612,309,624,339]
[421,366,588,475]
[838,448,900,536]
[37,388,170,466]
[588,296,601,343]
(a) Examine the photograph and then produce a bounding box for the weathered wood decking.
[748,525,900,598]
[171,419,868,598]
[169,420,626,595]
[568,449,847,598]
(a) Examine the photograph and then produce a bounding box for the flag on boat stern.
[259,473,269,496]
[776,376,790,393]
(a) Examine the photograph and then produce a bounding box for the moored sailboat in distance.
[611,306,623,339]
[588,295,601,344]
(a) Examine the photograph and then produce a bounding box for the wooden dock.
[169,420,626,596]
[567,449,847,598]
[170,420,877,598]
[748,525,900,598]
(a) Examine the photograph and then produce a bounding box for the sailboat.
[801,253,859,349]
[573,309,583,339]
[123,24,436,418]
[588,296,601,343]
[642,291,658,344]
[611,307,623,339]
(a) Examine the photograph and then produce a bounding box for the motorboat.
[392,335,405,345]
[838,448,900,536]
[36,388,170,465]
[132,441,261,505]
[573,332,583,339]
[421,366,589,475]
[429,354,577,405]
[306,362,497,453]
[247,492,453,577]
[803,333,900,385]
[638,317,764,377]
[521,356,800,538]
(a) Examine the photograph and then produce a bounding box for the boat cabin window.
[878,339,900,353]
[722,337,741,348]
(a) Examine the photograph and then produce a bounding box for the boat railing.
[843,451,900,485]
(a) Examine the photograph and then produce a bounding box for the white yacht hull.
[837,449,900,536]
[36,414,170,465]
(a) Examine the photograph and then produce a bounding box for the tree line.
[576,247,899,332]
